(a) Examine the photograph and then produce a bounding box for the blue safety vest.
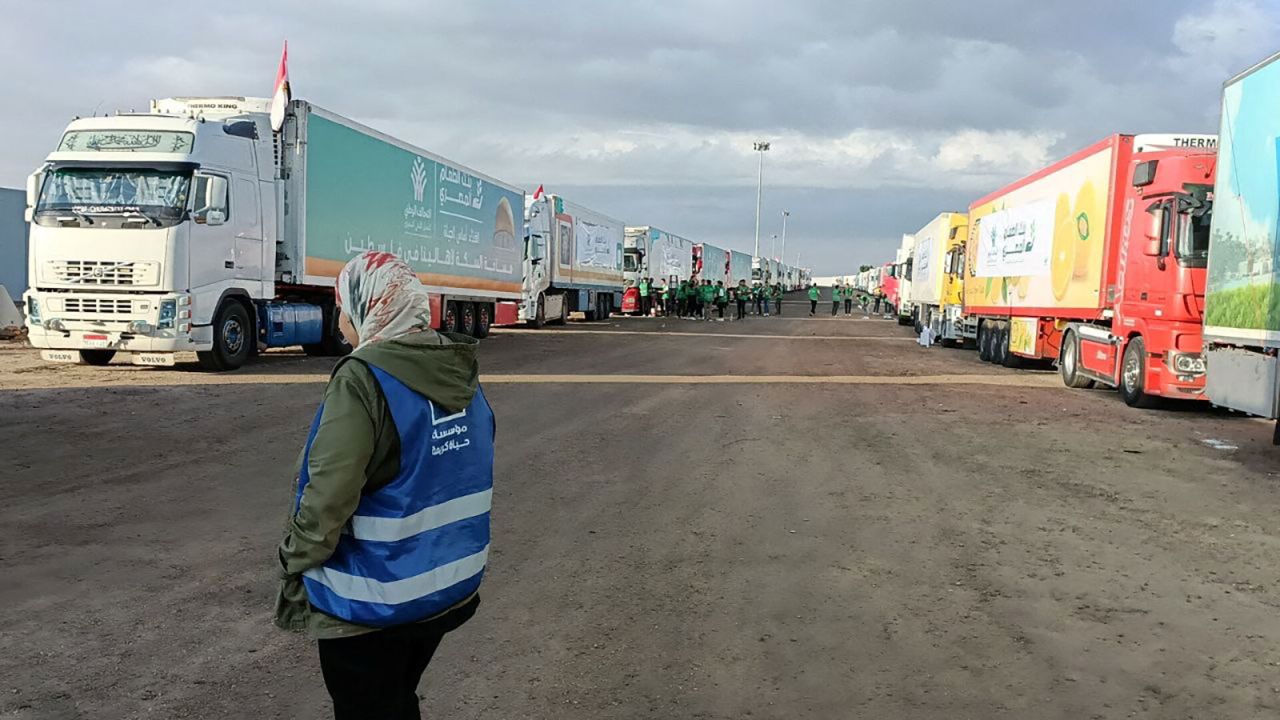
[294,360,494,628]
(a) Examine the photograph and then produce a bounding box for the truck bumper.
[24,290,210,353]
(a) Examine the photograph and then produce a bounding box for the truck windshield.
[623,250,640,272]
[35,167,191,228]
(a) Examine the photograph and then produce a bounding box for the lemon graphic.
[1072,181,1097,280]
[1051,193,1074,300]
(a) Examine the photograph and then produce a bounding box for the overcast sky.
[2,1,1277,273]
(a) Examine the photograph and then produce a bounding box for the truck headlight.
[26,297,40,323]
[158,299,177,329]
[1170,352,1205,375]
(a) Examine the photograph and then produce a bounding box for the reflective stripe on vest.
[294,361,494,627]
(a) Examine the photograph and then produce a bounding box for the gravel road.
[3,312,1279,719]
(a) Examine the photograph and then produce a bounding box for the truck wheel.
[475,303,492,339]
[197,301,251,371]
[978,322,993,362]
[991,324,1008,365]
[1120,337,1159,408]
[460,302,478,337]
[1059,330,1094,389]
[557,296,569,325]
[444,301,462,334]
[79,350,116,366]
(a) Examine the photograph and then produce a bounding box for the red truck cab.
[1064,149,1216,406]
[879,262,899,311]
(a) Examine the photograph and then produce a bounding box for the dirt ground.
[3,309,1280,719]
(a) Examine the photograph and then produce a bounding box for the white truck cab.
[24,98,296,368]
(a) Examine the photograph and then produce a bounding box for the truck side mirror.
[204,209,227,227]
[1143,206,1166,256]
[208,176,228,210]
[25,170,42,222]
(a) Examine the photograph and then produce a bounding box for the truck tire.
[197,301,252,371]
[528,293,546,329]
[1059,330,1094,389]
[991,324,1008,365]
[79,350,116,366]
[558,296,569,325]
[1120,336,1160,408]
[460,302,478,337]
[305,302,352,357]
[475,303,492,339]
[978,322,993,362]
[444,301,462,334]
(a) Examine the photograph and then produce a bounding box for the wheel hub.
[223,319,243,354]
[1123,351,1141,390]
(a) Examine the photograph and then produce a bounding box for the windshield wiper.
[51,208,94,226]
[120,209,161,226]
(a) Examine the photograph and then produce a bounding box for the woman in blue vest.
[276,250,494,720]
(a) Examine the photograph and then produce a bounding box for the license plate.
[132,353,176,367]
[82,333,110,348]
[40,350,78,363]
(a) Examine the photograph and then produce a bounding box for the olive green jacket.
[275,331,482,639]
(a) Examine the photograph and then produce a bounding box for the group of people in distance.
[804,284,896,318]
[634,277,786,321]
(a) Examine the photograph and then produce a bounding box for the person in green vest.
[676,280,690,318]
[715,280,729,320]
[808,284,820,316]
[735,280,750,320]
[699,279,717,321]
[843,284,854,315]
[638,277,652,316]
[831,285,842,316]
[773,283,783,315]
[659,281,671,317]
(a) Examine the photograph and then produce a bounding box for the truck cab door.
[233,177,264,294]
[525,230,547,295]
[188,172,235,295]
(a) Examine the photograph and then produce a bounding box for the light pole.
[752,141,770,259]
[780,210,789,263]
[771,233,777,259]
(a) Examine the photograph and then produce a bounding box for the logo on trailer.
[410,157,428,203]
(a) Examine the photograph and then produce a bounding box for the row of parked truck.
[844,50,1280,430]
[18,95,810,370]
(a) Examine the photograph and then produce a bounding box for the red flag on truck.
[532,184,544,200]
[269,41,290,132]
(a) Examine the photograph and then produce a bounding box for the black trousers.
[774,298,782,315]
[640,295,651,315]
[809,299,817,315]
[832,301,839,315]
[736,300,747,319]
[844,299,852,314]
[319,597,478,720]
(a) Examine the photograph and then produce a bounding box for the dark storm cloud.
[1,0,1276,272]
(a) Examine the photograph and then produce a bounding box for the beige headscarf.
[336,251,432,348]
